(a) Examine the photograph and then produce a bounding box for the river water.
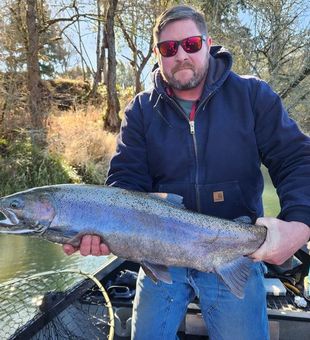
[0,235,111,339]
[0,235,108,283]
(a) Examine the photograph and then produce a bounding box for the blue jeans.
[131,263,269,340]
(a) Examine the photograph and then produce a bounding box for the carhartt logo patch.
[213,191,224,202]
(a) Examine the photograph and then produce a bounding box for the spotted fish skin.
[0,184,266,298]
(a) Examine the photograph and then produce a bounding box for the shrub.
[47,106,117,184]
[0,130,80,196]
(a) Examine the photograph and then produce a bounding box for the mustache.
[172,62,195,74]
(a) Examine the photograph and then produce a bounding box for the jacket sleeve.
[105,96,153,192]
[253,80,310,226]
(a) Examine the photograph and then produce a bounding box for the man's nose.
[175,45,189,61]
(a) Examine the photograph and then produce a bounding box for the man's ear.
[207,37,212,48]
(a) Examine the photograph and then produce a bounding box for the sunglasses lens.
[158,41,178,57]
[182,36,202,53]
[157,36,204,57]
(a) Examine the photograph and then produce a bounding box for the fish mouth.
[0,208,19,226]
[0,208,34,234]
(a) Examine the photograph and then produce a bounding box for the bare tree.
[104,0,121,132]
[90,0,108,96]
[26,0,46,147]
[238,0,310,131]
[117,0,170,94]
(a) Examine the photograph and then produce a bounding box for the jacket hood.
[152,45,232,97]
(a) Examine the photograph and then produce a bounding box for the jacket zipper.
[191,92,217,212]
[188,102,201,212]
[160,92,215,212]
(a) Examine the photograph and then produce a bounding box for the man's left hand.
[250,217,310,265]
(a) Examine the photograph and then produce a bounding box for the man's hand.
[250,217,310,265]
[63,235,111,256]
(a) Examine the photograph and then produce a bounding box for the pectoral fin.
[141,261,172,284]
[215,256,254,299]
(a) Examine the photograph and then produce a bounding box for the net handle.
[61,269,115,340]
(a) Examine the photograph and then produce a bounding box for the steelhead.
[0,184,266,298]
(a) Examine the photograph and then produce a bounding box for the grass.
[0,130,80,196]
[262,166,280,217]
[47,105,117,184]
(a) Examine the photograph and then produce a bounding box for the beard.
[162,59,209,90]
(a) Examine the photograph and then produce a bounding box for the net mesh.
[0,270,113,340]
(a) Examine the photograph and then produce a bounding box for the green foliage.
[0,0,68,76]
[261,166,280,217]
[0,130,80,196]
[75,161,110,185]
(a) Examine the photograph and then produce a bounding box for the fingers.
[63,244,78,256]
[250,218,309,265]
[248,217,273,262]
[100,242,111,255]
[79,235,93,256]
[64,235,111,257]
[249,243,267,262]
[255,217,268,227]
[80,235,105,256]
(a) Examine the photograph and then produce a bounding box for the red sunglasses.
[157,35,206,57]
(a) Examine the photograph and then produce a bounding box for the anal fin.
[141,261,172,284]
[215,256,254,299]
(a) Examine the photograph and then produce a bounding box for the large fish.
[0,184,266,298]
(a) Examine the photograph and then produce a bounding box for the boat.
[3,248,310,340]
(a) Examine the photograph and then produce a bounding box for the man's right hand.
[63,235,111,256]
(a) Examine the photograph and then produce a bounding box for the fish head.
[0,188,56,235]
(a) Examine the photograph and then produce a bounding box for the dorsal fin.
[233,216,252,224]
[148,192,185,209]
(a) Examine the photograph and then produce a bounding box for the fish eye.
[10,199,23,209]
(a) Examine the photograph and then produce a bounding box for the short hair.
[153,5,208,47]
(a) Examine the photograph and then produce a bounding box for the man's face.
[155,19,211,90]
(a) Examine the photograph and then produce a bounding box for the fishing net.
[0,269,114,340]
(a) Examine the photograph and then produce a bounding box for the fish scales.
[0,184,267,298]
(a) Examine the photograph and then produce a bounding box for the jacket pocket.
[199,181,257,221]
[158,182,196,212]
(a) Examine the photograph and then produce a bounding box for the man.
[64,5,310,339]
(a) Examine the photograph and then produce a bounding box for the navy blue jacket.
[106,46,310,226]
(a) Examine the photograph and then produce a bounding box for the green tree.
[0,0,68,76]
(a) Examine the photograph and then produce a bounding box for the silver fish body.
[0,184,266,298]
